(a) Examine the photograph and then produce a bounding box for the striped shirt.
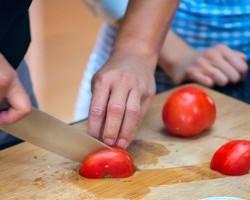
[156,0,250,94]
[172,0,250,59]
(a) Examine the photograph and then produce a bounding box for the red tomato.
[79,148,135,179]
[162,86,216,137]
[210,140,250,176]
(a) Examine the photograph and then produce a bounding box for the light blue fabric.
[172,0,250,59]
[99,0,128,20]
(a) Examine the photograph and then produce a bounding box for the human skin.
[88,0,180,148]
[158,30,248,87]
[0,53,31,124]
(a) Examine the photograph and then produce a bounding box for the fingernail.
[104,138,115,146]
[117,139,127,148]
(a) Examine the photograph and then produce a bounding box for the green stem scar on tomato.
[79,148,135,179]
[162,86,216,137]
[210,140,250,176]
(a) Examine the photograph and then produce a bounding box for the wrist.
[110,47,159,70]
[158,45,198,84]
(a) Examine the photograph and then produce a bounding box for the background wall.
[26,0,102,123]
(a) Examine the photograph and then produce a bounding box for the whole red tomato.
[210,140,250,176]
[79,148,135,179]
[162,86,216,137]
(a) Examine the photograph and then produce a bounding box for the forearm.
[158,30,195,69]
[111,0,180,68]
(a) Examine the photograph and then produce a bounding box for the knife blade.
[0,108,111,162]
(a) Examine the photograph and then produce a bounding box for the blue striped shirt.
[172,0,250,59]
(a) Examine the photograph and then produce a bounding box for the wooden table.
[0,84,250,200]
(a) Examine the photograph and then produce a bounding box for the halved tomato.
[79,147,135,179]
[210,140,250,176]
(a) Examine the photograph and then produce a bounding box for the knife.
[0,107,111,162]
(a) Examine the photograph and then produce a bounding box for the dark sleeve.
[0,0,32,69]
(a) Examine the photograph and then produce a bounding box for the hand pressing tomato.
[162,86,216,137]
[210,140,250,176]
[79,148,135,179]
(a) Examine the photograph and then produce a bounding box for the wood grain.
[0,84,249,200]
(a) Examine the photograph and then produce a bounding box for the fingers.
[215,45,248,79]
[187,45,248,87]
[87,76,110,139]
[0,83,31,124]
[0,101,31,124]
[210,54,241,84]
[88,72,154,149]
[115,90,141,148]
[192,57,229,86]
[186,68,214,87]
[102,85,129,146]
[113,87,154,149]
[0,55,31,124]
[234,51,247,60]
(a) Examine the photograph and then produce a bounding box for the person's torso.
[172,0,250,59]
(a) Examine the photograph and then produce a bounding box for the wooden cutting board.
[0,83,250,200]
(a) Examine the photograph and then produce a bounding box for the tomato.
[79,148,135,179]
[210,140,250,176]
[162,86,216,137]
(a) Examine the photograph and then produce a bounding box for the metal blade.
[0,108,110,162]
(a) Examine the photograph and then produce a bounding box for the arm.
[0,53,31,124]
[158,30,248,87]
[88,0,180,148]
[112,0,179,63]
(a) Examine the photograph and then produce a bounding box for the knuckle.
[231,74,241,83]
[239,63,248,74]
[218,78,229,87]
[103,132,117,141]
[127,105,141,118]
[207,70,217,79]
[140,85,155,98]
[91,73,108,89]
[141,88,155,104]
[194,57,204,66]
[203,49,217,61]
[108,104,124,115]
[215,44,227,51]
[92,73,103,83]
[0,58,17,88]
[0,74,13,89]
[147,87,156,97]
[89,106,105,118]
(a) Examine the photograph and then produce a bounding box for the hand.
[88,51,156,148]
[160,44,248,87]
[0,54,31,124]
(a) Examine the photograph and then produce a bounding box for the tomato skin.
[79,148,135,179]
[210,140,250,176]
[162,86,216,137]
